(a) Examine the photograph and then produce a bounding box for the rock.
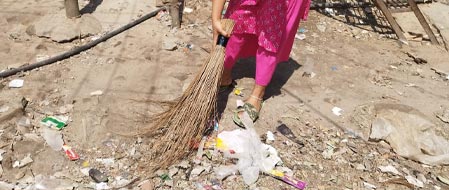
[355,163,365,171]
[416,173,427,184]
[177,160,190,169]
[33,11,102,42]
[316,23,326,33]
[139,180,154,190]
[164,179,174,187]
[190,166,206,178]
[162,38,178,51]
[405,175,424,188]
[436,108,449,123]
[0,149,7,162]
[12,154,33,168]
[0,105,9,113]
[437,175,449,186]
[168,166,179,178]
[378,165,401,176]
[59,104,74,114]
[363,182,376,189]
[15,170,26,180]
[0,181,14,190]
[96,158,115,167]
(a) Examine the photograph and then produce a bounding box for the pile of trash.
[192,112,306,189]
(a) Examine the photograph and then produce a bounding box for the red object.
[62,145,80,161]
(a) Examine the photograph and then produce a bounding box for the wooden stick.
[374,0,408,44]
[408,0,439,45]
[64,0,80,18]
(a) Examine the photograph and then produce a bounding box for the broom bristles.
[139,19,235,168]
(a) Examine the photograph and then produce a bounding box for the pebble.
[177,160,190,169]
[162,39,177,51]
[363,182,376,189]
[190,166,206,178]
[169,166,179,178]
[140,180,154,190]
[12,154,33,168]
[0,105,9,113]
[355,163,365,171]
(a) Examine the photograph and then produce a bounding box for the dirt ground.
[1,0,449,189]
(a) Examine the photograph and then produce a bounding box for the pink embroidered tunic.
[224,0,310,54]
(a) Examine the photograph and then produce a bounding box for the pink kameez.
[223,0,311,86]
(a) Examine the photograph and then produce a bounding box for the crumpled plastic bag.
[215,112,283,185]
[369,105,449,165]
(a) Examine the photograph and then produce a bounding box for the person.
[212,0,310,127]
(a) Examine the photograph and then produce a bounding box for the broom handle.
[216,19,235,47]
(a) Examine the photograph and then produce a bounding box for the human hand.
[212,19,230,48]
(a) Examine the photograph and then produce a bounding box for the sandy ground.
[1,0,449,189]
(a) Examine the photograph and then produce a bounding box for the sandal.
[233,96,263,128]
[219,80,236,93]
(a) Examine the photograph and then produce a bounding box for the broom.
[142,19,235,168]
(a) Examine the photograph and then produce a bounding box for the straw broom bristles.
[140,19,235,168]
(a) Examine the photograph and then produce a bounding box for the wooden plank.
[374,0,408,44]
[408,0,439,45]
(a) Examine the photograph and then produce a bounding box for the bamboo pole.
[169,0,181,28]
[64,0,81,18]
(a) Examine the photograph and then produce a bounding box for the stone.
[168,167,179,178]
[33,11,102,42]
[13,154,33,168]
[140,180,154,190]
[162,38,178,51]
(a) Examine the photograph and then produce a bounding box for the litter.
[215,112,303,188]
[32,175,75,190]
[266,131,275,141]
[62,145,80,161]
[8,79,24,88]
[234,87,244,97]
[378,165,401,175]
[332,107,343,116]
[437,175,449,186]
[89,168,108,183]
[267,170,307,189]
[295,33,306,40]
[276,124,304,147]
[96,158,115,167]
[183,7,193,13]
[331,66,338,71]
[363,182,377,189]
[369,104,449,165]
[0,105,9,113]
[90,90,103,96]
[0,149,5,162]
[194,137,207,164]
[431,67,449,80]
[405,175,424,188]
[95,182,110,189]
[41,116,68,130]
[41,128,64,151]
